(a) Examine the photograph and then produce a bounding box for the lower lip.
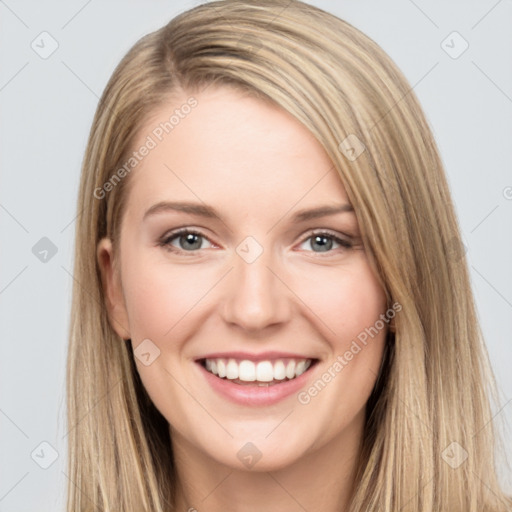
[196,361,317,406]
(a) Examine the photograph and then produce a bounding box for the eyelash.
[158,228,353,256]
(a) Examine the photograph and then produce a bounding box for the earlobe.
[96,237,131,340]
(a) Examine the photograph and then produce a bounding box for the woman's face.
[98,86,389,471]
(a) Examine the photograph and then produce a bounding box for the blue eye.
[160,229,213,253]
[159,228,353,256]
[298,231,353,253]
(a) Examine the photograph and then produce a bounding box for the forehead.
[123,86,351,222]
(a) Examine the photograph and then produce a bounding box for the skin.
[97,86,389,512]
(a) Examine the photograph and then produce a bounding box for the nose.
[220,245,292,333]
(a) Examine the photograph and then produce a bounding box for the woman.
[66,0,511,510]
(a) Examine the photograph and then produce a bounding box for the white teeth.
[273,360,286,380]
[295,360,306,376]
[203,357,313,382]
[217,359,226,378]
[226,359,238,379]
[239,360,256,381]
[285,360,296,379]
[256,361,274,382]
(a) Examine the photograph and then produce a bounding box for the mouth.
[197,356,319,387]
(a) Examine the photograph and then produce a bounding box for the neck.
[171,415,364,512]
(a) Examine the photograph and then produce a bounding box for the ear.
[96,237,131,340]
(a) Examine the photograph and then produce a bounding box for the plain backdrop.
[1,0,511,510]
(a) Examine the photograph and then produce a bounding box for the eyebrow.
[142,200,354,223]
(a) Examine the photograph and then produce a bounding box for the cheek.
[292,260,388,407]
[120,249,213,341]
[292,258,387,345]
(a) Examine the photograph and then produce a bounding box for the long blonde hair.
[66,1,511,510]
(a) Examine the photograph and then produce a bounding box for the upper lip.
[196,351,317,362]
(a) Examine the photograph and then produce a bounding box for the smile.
[202,357,313,386]
[196,351,319,405]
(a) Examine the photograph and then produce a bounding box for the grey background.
[1,0,511,510]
